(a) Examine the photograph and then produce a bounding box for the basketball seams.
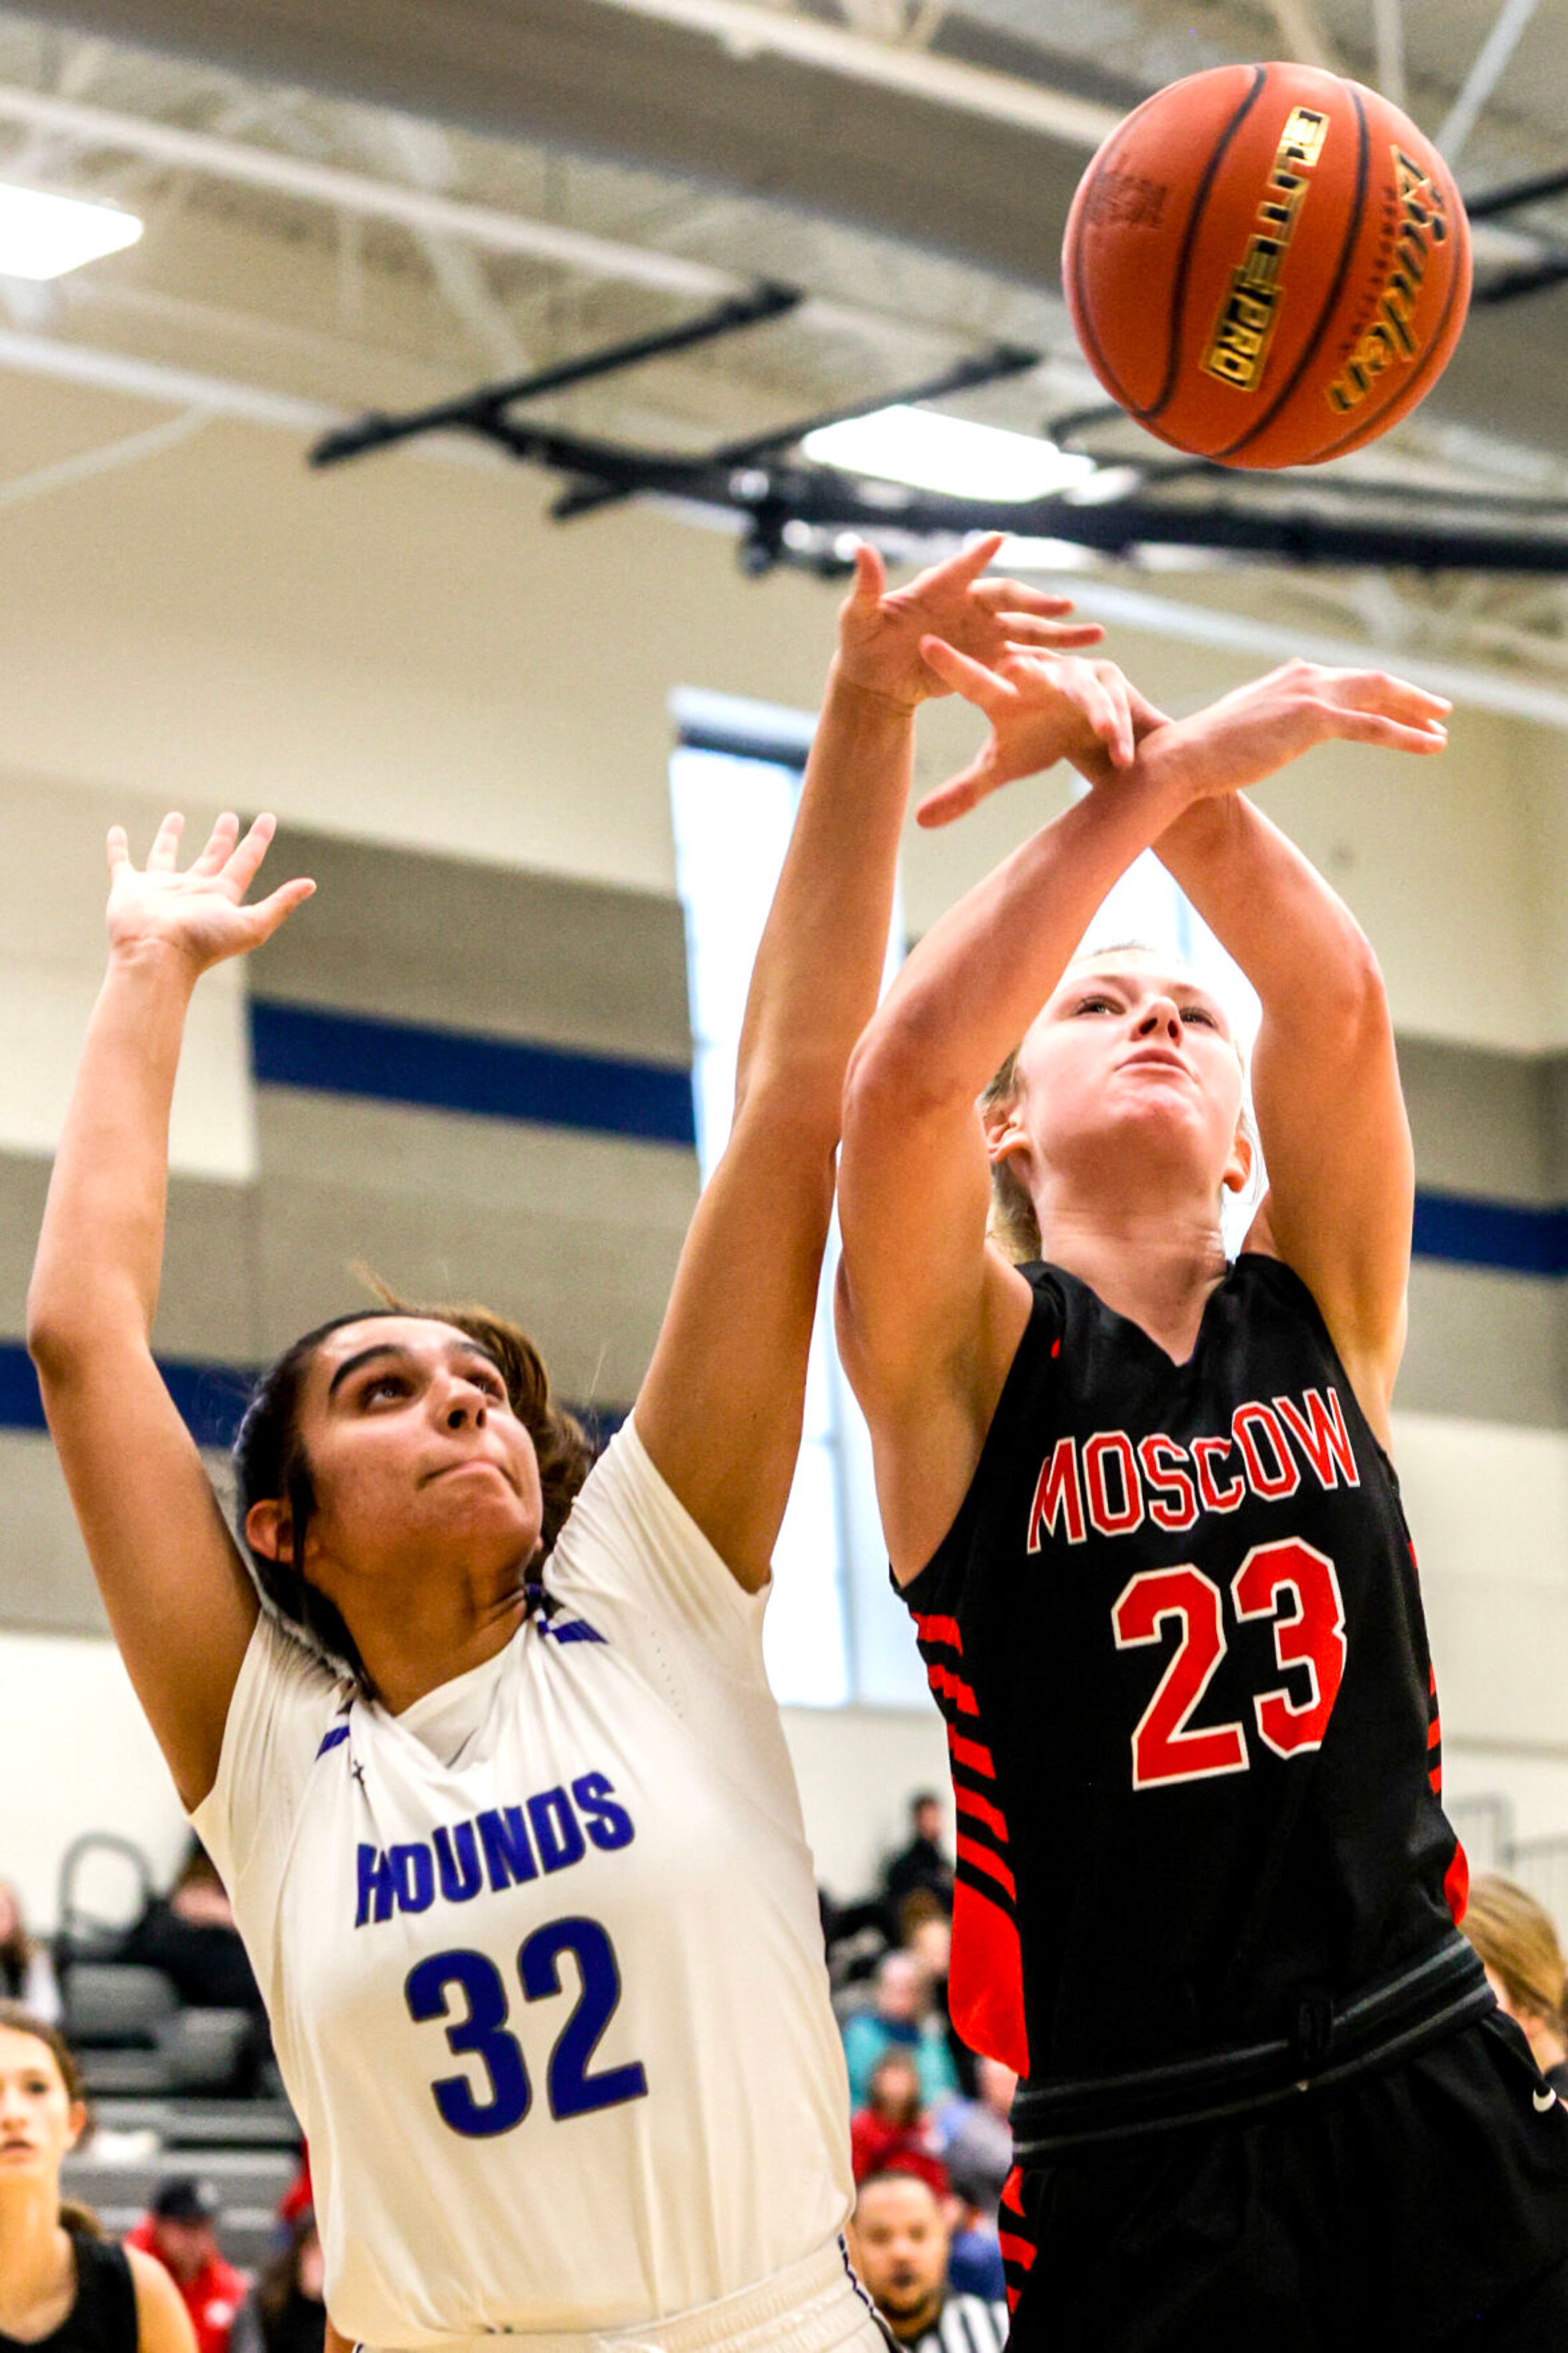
[1143,63,1269,423]
[1212,76,1371,463]
[1069,125,1145,414]
[1068,100,1168,416]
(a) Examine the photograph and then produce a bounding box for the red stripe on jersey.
[1444,1838,1470,1924]
[958,1834,1017,1898]
[948,1729,996,1780]
[1428,1716,1442,1749]
[915,1612,964,1654]
[998,2167,1036,2320]
[949,1881,1029,2078]
[955,1783,1009,1839]
[928,1662,980,1716]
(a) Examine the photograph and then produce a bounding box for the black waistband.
[1011,1932,1494,2161]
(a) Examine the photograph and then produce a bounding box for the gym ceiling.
[11,0,1568,677]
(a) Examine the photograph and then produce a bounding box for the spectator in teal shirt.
[843,1950,960,2112]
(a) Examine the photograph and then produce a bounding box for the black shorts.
[1005,2011,1568,2352]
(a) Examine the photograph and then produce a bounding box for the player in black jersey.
[835,646,1568,2350]
[0,2005,194,2353]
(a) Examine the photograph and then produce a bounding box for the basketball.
[1062,62,1472,468]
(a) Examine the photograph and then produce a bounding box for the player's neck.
[1038,1202,1230,1364]
[355,1588,530,1716]
[0,2196,73,2335]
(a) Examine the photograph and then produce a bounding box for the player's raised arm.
[26,813,314,1807]
[1123,663,1449,1441]
[632,539,1112,1590]
[834,644,1207,1582]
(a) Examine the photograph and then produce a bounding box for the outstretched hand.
[1085,658,1451,802]
[913,638,1167,827]
[106,811,315,976]
[834,532,1105,715]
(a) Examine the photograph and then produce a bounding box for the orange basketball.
[1062,62,1471,468]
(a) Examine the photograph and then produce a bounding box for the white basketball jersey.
[194,1419,854,2346]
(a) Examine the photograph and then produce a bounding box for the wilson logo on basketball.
[1201,104,1331,392]
[1325,147,1452,414]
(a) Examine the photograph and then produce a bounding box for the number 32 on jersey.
[1112,1536,1346,1790]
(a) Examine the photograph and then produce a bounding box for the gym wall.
[2,364,1567,1925]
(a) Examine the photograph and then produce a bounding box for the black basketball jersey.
[0,2236,139,2353]
[900,1252,1467,2089]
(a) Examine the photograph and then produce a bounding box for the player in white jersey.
[27,539,1129,2350]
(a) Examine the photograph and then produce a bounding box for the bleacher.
[51,1834,302,2274]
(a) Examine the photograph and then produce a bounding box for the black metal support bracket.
[308,285,1568,576]
[310,281,804,468]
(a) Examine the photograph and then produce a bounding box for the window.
[670,696,858,1707]
[670,695,1262,1705]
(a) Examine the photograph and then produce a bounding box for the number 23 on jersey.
[1113,1536,1347,1791]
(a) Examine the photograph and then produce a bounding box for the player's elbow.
[843,1009,961,1145]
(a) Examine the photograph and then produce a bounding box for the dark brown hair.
[0,1880,34,2000]
[232,1297,595,1688]
[0,2003,99,2237]
[256,2210,322,2333]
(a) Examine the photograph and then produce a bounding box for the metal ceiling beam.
[1437,0,1543,168]
[1370,0,1405,109]
[30,0,1123,289]
[0,82,737,298]
[1265,0,1338,73]
[575,0,1119,144]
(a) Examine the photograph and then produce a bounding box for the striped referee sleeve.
[917,2294,1010,2353]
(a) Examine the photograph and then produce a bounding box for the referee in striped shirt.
[848,2172,1008,2353]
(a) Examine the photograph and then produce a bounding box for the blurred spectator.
[880,1795,954,1925]
[229,2214,325,2353]
[849,2050,947,2196]
[939,2056,1016,2223]
[1461,1874,1568,2095]
[122,1844,262,2016]
[127,2180,247,2353]
[847,2170,1007,2353]
[0,1881,60,2024]
[897,1901,974,2108]
[0,2001,193,2353]
[276,2151,313,2231]
[843,1952,960,2113]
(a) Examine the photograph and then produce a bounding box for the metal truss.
[311,294,1568,579]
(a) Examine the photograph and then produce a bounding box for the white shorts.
[361,2240,890,2353]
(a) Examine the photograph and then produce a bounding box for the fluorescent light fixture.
[0,185,142,280]
[802,404,1096,503]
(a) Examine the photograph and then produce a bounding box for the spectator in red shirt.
[127,2179,247,2353]
[849,2049,947,2198]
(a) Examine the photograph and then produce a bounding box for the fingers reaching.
[252,876,317,939]
[223,812,280,896]
[915,764,991,829]
[147,812,185,873]
[996,611,1105,650]
[1309,702,1449,755]
[919,634,1014,708]
[189,813,242,877]
[846,538,886,615]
